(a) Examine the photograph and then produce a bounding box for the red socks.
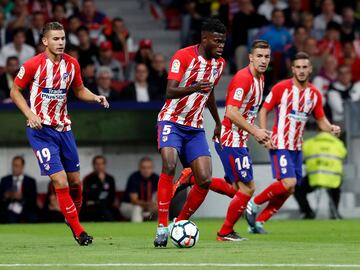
[157,173,174,226]
[256,193,290,223]
[177,183,209,221]
[55,187,84,237]
[219,191,251,235]
[210,178,237,198]
[254,181,287,205]
[69,185,82,213]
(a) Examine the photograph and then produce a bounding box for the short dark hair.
[292,51,310,63]
[76,25,89,35]
[6,56,19,65]
[139,156,152,166]
[250,39,270,53]
[13,27,26,37]
[201,18,226,34]
[92,155,106,165]
[42,22,64,36]
[13,156,25,165]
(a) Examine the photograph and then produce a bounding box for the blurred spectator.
[0,11,12,48]
[7,0,30,30]
[76,25,99,67]
[1,0,15,18]
[66,44,79,60]
[41,181,63,222]
[284,26,308,71]
[340,6,356,43]
[317,21,343,63]
[327,65,360,129]
[304,37,324,77]
[300,12,318,38]
[340,42,360,82]
[79,0,111,43]
[283,0,303,28]
[257,9,292,53]
[148,53,167,99]
[81,60,97,90]
[94,66,121,101]
[66,15,81,46]
[313,0,342,38]
[312,55,338,104]
[29,0,52,20]
[25,11,45,48]
[94,41,124,81]
[134,39,154,71]
[105,17,135,54]
[64,0,80,18]
[0,56,20,103]
[0,156,38,223]
[120,157,158,223]
[50,3,68,28]
[0,27,35,67]
[82,155,117,221]
[231,0,268,69]
[294,132,346,219]
[258,0,287,21]
[121,63,159,102]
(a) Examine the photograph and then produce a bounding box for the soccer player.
[245,52,341,233]
[154,18,226,247]
[173,40,273,241]
[10,22,109,245]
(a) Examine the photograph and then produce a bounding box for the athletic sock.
[177,183,209,221]
[219,191,251,235]
[254,181,287,205]
[55,187,84,237]
[256,193,290,223]
[157,173,174,227]
[210,177,237,198]
[69,185,82,213]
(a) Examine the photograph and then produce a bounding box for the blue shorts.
[26,126,80,176]
[270,149,302,183]
[215,142,253,183]
[157,121,211,167]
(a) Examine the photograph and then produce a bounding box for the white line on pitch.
[0,263,359,268]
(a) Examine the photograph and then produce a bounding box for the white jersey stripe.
[288,86,299,149]
[277,88,289,149]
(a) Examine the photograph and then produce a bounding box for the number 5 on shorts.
[162,125,172,135]
[36,148,51,163]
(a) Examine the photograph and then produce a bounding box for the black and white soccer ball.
[170,220,199,248]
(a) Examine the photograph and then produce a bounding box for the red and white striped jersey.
[263,79,325,150]
[157,45,225,128]
[220,67,264,147]
[14,52,83,132]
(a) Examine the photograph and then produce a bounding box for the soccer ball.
[170,220,199,248]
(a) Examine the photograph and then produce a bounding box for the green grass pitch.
[0,219,359,270]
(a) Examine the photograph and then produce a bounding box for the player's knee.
[162,162,176,175]
[52,178,68,189]
[195,174,212,189]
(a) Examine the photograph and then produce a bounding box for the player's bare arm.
[206,89,221,142]
[166,79,213,99]
[316,117,341,137]
[10,83,42,129]
[73,85,109,108]
[226,105,270,144]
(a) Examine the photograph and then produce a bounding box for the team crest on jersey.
[306,99,312,105]
[212,67,218,77]
[62,72,69,80]
[17,66,25,79]
[234,88,244,101]
[171,59,180,73]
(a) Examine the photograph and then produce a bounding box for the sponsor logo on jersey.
[17,66,25,79]
[41,88,67,100]
[171,59,180,73]
[234,88,244,101]
[289,109,309,122]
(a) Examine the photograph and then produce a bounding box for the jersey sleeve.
[14,60,35,89]
[226,74,251,108]
[71,59,83,88]
[312,90,325,119]
[167,50,188,82]
[262,83,282,111]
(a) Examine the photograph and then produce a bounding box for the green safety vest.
[303,132,347,188]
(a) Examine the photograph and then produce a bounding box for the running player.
[10,22,109,245]
[245,52,341,233]
[154,18,226,247]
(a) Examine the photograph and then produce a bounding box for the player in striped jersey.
[246,52,341,233]
[154,18,226,247]
[10,22,109,245]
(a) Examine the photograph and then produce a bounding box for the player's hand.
[253,128,271,144]
[264,139,276,150]
[330,124,341,137]
[27,113,42,129]
[212,123,222,148]
[194,79,213,93]
[95,95,109,108]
